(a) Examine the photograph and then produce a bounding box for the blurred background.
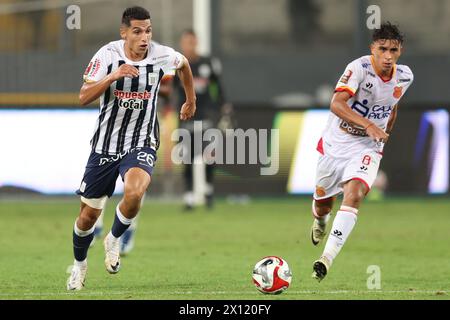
[0,0,449,199]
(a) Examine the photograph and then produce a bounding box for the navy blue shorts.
[76,147,157,199]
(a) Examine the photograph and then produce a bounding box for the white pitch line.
[0,290,447,297]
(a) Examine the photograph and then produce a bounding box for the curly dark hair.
[372,22,404,44]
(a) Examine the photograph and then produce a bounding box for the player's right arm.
[79,64,139,106]
[332,59,389,143]
[79,45,140,106]
[330,92,389,142]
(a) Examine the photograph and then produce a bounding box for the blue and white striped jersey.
[83,40,183,155]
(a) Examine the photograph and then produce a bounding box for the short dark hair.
[122,6,150,26]
[372,22,404,44]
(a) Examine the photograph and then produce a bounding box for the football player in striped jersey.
[67,6,196,290]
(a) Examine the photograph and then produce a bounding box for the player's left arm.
[385,104,398,137]
[176,56,197,120]
[385,67,413,139]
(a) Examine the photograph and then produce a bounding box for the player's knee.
[314,197,334,216]
[317,205,332,216]
[124,189,145,208]
[344,190,365,207]
[78,208,100,228]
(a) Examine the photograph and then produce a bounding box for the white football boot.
[311,218,328,246]
[104,232,121,274]
[67,261,87,290]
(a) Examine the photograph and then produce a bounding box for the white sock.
[74,219,95,237]
[312,200,331,226]
[109,204,134,240]
[74,258,87,267]
[322,206,358,264]
[115,204,134,225]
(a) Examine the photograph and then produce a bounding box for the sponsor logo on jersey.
[113,90,151,110]
[393,86,403,98]
[118,99,144,110]
[367,71,376,78]
[339,70,353,84]
[351,99,393,120]
[351,99,370,117]
[84,61,93,76]
[84,58,101,78]
[339,120,368,137]
[113,90,151,100]
[397,78,411,83]
[367,105,393,120]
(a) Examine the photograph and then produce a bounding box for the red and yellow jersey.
[319,55,414,159]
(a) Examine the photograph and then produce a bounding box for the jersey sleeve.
[163,48,184,75]
[335,59,364,97]
[83,45,109,83]
[399,66,414,94]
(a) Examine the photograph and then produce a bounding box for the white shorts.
[313,149,382,201]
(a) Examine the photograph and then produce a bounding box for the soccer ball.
[252,256,292,294]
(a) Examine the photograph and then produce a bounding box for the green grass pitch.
[0,196,449,300]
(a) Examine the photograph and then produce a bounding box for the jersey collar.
[370,55,396,83]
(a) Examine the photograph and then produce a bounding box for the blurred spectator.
[174,29,233,211]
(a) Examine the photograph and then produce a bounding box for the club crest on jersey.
[148,72,158,85]
[339,70,353,84]
[393,86,402,98]
[315,186,326,197]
